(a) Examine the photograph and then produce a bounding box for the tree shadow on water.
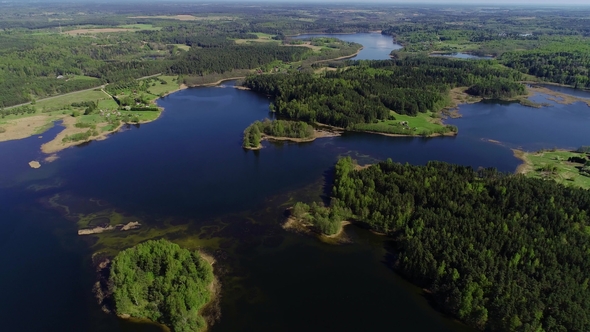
[320,165,335,206]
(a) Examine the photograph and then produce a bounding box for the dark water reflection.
[1,81,589,331]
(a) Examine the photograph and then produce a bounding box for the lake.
[430,52,493,60]
[294,32,402,60]
[0,34,589,332]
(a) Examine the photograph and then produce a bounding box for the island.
[97,239,216,332]
[242,119,339,149]
[290,157,590,331]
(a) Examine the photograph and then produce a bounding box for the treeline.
[466,78,525,99]
[244,58,524,129]
[242,119,314,148]
[170,45,308,76]
[0,105,36,118]
[326,157,590,331]
[109,239,213,332]
[500,41,590,88]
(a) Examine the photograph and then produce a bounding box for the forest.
[244,58,524,133]
[313,157,590,331]
[108,239,214,332]
[3,3,590,108]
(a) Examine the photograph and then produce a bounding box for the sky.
[13,0,590,5]
[265,0,590,4]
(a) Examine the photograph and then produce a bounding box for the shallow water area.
[536,84,590,99]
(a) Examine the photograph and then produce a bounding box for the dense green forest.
[316,157,590,331]
[500,40,590,88]
[244,58,524,132]
[243,119,314,148]
[109,239,214,332]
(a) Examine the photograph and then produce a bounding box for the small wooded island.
[243,118,317,149]
[104,239,215,332]
[290,157,590,331]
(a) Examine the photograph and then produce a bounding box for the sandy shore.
[0,114,60,143]
[360,130,458,138]
[40,117,129,154]
[264,129,342,143]
[282,216,351,244]
[190,77,246,87]
[513,149,533,174]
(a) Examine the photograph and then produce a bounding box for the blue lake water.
[294,32,402,60]
[538,84,590,99]
[0,35,589,332]
[430,52,493,60]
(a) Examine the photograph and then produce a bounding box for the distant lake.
[294,32,402,60]
[1,33,589,332]
[430,52,493,60]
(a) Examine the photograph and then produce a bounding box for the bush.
[74,122,96,129]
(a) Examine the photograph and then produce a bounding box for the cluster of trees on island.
[244,58,525,133]
[300,157,590,331]
[107,239,214,332]
[243,119,314,149]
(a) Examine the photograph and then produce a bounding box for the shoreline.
[312,47,363,63]
[0,45,364,154]
[359,129,458,138]
[243,129,342,150]
[512,149,532,174]
[95,249,220,332]
[525,85,590,107]
[282,216,351,244]
[314,122,457,139]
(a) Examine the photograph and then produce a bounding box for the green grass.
[118,24,161,31]
[68,75,100,82]
[353,111,452,136]
[35,90,110,111]
[145,75,180,96]
[523,150,590,189]
[172,44,190,51]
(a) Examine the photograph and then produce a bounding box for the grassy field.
[34,89,114,111]
[145,75,181,96]
[233,33,280,45]
[519,150,590,189]
[118,24,161,31]
[172,44,191,51]
[353,111,451,136]
[128,15,234,21]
